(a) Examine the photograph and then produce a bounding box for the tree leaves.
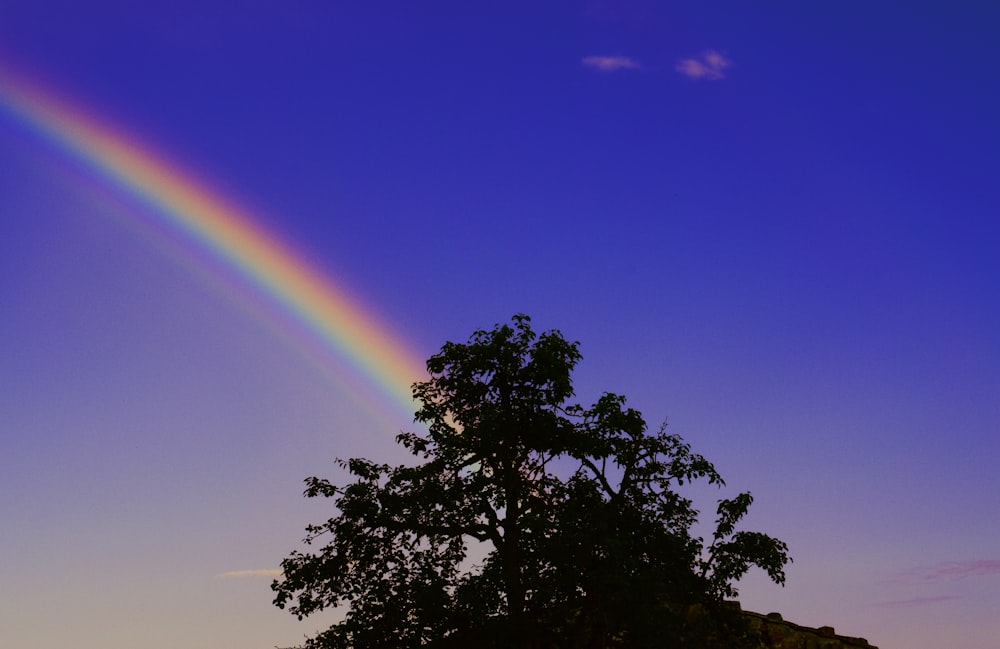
[272,315,790,648]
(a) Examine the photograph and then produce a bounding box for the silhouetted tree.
[273,315,789,648]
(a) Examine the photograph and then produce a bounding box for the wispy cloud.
[874,595,962,609]
[581,55,640,72]
[215,569,283,580]
[675,50,731,80]
[888,559,1000,585]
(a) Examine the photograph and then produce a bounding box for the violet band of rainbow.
[0,64,427,422]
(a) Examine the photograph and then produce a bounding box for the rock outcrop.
[744,610,877,649]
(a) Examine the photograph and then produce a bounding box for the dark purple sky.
[2,3,998,648]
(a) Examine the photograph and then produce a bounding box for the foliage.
[273,315,790,648]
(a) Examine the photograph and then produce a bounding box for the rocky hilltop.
[745,610,876,649]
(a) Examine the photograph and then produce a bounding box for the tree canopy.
[273,315,790,648]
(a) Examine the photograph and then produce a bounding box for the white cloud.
[582,55,640,72]
[675,50,731,80]
[215,569,283,580]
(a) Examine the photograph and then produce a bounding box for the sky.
[1,2,998,648]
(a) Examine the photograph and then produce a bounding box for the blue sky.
[2,2,999,648]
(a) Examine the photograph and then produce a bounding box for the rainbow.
[0,65,427,422]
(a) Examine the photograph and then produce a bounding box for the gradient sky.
[2,2,998,648]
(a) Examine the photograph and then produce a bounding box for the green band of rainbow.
[0,65,426,422]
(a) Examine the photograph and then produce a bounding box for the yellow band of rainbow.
[0,65,426,423]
